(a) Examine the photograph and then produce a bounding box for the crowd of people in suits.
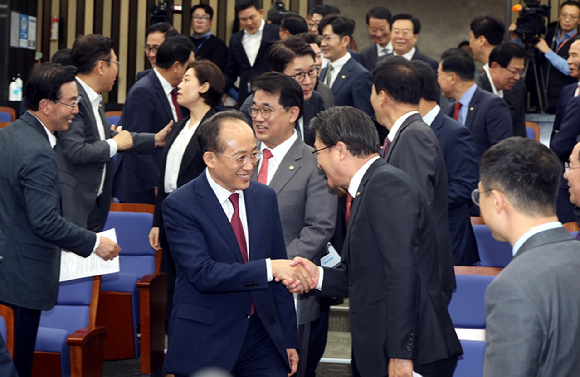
[2,0,580,376]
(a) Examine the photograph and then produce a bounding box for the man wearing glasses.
[190,4,228,72]
[138,22,179,81]
[55,34,171,232]
[162,110,311,376]
[472,137,580,376]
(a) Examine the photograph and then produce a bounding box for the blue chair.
[33,276,106,377]
[97,208,166,374]
[454,339,486,377]
[525,121,540,141]
[105,111,122,127]
[0,304,14,357]
[526,126,536,140]
[472,224,513,267]
[0,107,15,123]
[448,274,495,330]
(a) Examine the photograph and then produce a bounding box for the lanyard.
[194,36,211,54]
[556,30,578,54]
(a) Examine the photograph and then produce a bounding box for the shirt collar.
[422,105,441,126]
[348,156,380,197]
[244,19,265,37]
[28,111,57,148]
[260,130,297,162]
[376,42,393,55]
[482,64,503,98]
[154,67,175,95]
[329,51,351,68]
[205,167,244,205]
[194,30,213,40]
[387,110,419,142]
[395,46,415,61]
[512,222,563,256]
[557,28,577,42]
[76,77,101,105]
[459,83,478,107]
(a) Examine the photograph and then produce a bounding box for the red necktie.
[257,149,273,184]
[381,137,391,159]
[171,89,182,121]
[453,102,462,121]
[345,194,354,228]
[229,193,254,315]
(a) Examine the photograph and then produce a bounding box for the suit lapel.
[431,110,444,132]
[180,109,216,175]
[76,83,101,139]
[268,139,302,194]
[234,32,252,67]
[385,113,420,161]
[331,59,354,94]
[465,88,481,130]
[150,71,175,121]
[255,25,274,66]
[244,184,262,261]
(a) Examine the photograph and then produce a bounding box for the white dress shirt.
[395,47,416,61]
[326,52,352,88]
[242,19,265,67]
[387,111,420,142]
[154,68,179,121]
[482,63,503,98]
[257,131,298,184]
[164,119,201,193]
[512,222,562,256]
[205,168,273,280]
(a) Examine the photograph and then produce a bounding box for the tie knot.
[171,89,178,98]
[229,193,239,208]
[262,149,273,160]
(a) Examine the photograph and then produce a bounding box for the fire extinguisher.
[50,15,58,41]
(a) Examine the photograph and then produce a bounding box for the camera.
[150,1,170,25]
[515,0,551,45]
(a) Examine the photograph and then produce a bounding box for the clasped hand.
[272,257,319,294]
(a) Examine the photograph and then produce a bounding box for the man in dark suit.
[439,49,512,161]
[0,63,120,377]
[372,57,456,303]
[114,35,195,204]
[56,34,171,232]
[414,60,480,266]
[137,22,179,81]
[550,39,580,223]
[162,110,312,376]
[249,73,336,377]
[476,137,580,376]
[224,0,279,107]
[289,106,462,377]
[319,15,374,118]
[240,36,325,146]
[360,7,392,73]
[190,4,228,72]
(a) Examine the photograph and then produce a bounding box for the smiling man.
[360,6,392,72]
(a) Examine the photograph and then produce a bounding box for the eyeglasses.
[54,96,82,108]
[565,162,580,175]
[216,150,262,165]
[320,34,340,43]
[290,67,319,83]
[308,22,320,29]
[503,66,525,78]
[560,12,579,21]
[312,145,334,155]
[249,106,281,120]
[102,59,121,68]
[143,45,159,54]
[392,29,413,37]
[471,188,494,206]
[192,15,211,21]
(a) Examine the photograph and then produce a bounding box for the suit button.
[406,345,412,351]
[244,314,251,319]
[407,341,413,346]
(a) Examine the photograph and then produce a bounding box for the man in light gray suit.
[249,72,336,377]
[476,137,580,376]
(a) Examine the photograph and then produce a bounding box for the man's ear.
[203,151,216,168]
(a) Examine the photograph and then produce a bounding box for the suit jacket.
[0,112,96,311]
[484,227,580,376]
[320,57,374,117]
[162,173,298,375]
[385,113,456,293]
[251,138,336,324]
[430,110,479,266]
[360,44,379,73]
[113,69,178,204]
[475,72,527,137]
[192,34,228,72]
[136,68,151,82]
[224,24,280,106]
[411,49,439,72]
[315,81,335,110]
[445,86,512,161]
[321,159,462,376]
[55,82,156,231]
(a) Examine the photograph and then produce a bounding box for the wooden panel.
[59,0,69,49]
[96,291,136,359]
[93,0,103,35]
[31,352,62,377]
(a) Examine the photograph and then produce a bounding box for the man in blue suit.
[550,39,580,223]
[438,49,512,161]
[114,35,195,204]
[162,111,310,376]
[318,15,374,118]
[414,60,480,266]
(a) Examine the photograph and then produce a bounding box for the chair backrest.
[0,122,11,129]
[448,274,495,329]
[472,224,513,268]
[525,121,540,142]
[0,107,16,122]
[453,339,486,377]
[105,111,122,127]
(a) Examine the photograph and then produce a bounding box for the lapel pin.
[356,192,361,197]
[289,166,295,170]
[470,107,474,111]
[341,75,346,79]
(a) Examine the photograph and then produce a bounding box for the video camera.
[515,0,551,45]
[150,1,170,25]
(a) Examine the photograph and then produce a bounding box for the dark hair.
[51,49,73,66]
[560,0,580,11]
[318,15,355,38]
[373,56,422,105]
[25,63,77,111]
[71,34,114,74]
[390,13,421,34]
[191,4,214,19]
[365,6,391,25]
[480,137,560,217]
[295,32,320,47]
[310,4,340,17]
[145,22,179,39]
[269,37,315,72]
[412,60,439,103]
[188,59,225,108]
[280,15,308,35]
[156,35,195,69]
[235,0,261,14]
[251,72,303,119]
[198,110,252,154]
[309,107,380,157]
[470,15,505,46]
[489,42,526,68]
[440,48,475,81]
[457,40,470,49]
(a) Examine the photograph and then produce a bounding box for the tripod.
[523,44,549,114]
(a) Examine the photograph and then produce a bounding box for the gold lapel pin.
[356,192,361,197]
[289,166,295,170]
[341,75,346,79]
[470,107,474,111]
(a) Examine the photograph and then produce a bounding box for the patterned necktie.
[229,193,254,315]
[381,137,391,159]
[345,194,354,228]
[257,149,273,184]
[453,102,462,122]
[325,64,334,86]
[171,89,182,121]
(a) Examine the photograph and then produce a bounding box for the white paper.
[321,243,340,268]
[59,228,120,282]
[28,16,36,50]
[10,12,19,48]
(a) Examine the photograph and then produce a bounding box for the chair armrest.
[67,326,107,347]
[137,272,167,374]
[136,272,166,288]
[67,326,107,377]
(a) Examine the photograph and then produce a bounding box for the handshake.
[271,257,320,294]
